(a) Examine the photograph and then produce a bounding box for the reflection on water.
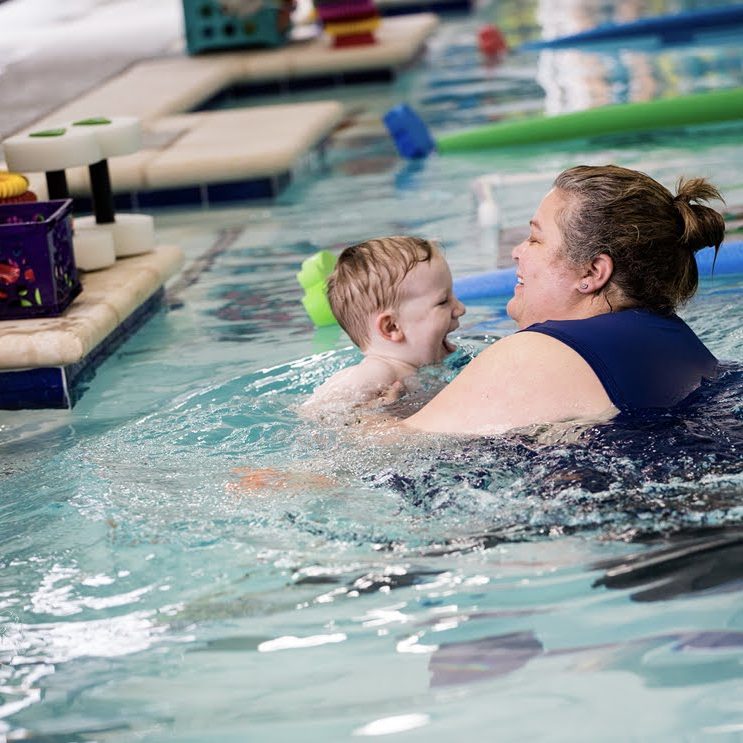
[538,44,743,113]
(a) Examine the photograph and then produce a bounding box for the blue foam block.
[383,104,436,159]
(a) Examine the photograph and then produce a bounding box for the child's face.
[395,252,466,367]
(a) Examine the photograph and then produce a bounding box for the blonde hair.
[327,235,435,348]
[553,165,725,314]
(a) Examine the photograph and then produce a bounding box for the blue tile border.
[73,171,292,212]
[378,0,471,15]
[0,288,165,410]
[195,68,395,110]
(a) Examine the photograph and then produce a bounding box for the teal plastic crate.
[182,0,292,54]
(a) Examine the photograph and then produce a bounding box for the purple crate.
[0,199,81,320]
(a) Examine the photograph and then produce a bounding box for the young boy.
[303,236,466,410]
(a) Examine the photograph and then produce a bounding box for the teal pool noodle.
[453,241,743,300]
[437,88,743,153]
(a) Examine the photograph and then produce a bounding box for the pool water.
[1,1,743,740]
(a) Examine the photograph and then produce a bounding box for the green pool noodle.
[436,88,743,153]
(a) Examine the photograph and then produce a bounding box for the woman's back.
[525,309,717,411]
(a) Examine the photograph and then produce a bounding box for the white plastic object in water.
[110,213,156,257]
[70,117,141,158]
[472,174,501,255]
[2,127,102,172]
[73,218,117,271]
[477,198,500,228]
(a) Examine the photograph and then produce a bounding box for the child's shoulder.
[302,357,403,412]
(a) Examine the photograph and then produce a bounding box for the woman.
[403,164,725,435]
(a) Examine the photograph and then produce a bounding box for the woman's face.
[506,188,586,329]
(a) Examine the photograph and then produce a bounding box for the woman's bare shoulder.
[402,331,613,435]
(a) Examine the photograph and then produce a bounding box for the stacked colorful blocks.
[315,0,380,47]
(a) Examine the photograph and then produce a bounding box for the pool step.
[0,245,184,409]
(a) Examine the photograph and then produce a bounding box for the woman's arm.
[402,332,614,435]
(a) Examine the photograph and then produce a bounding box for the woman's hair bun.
[673,177,726,253]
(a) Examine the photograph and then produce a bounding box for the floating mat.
[25,14,438,126]
[436,88,743,153]
[12,15,437,205]
[24,103,346,209]
[453,241,743,301]
[0,245,183,409]
[520,4,743,50]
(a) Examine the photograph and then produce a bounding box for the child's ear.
[375,311,405,343]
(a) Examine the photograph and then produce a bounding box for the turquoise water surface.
[1,1,742,740]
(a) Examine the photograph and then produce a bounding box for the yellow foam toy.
[324,16,381,36]
[0,171,29,199]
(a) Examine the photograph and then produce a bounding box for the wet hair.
[553,165,725,314]
[327,235,435,348]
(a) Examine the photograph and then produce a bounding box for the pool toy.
[453,241,743,301]
[0,199,81,319]
[519,4,743,50]
[477,24,507,62]
[1,125,115,271]
[316,0,381,47]
[69,117,155,262]
[0,171,36,205]
[384,88,743,156]
[383,104,437,159]
[0,172,30,199]
[2,116,155,271]
[182,0,293,55]
[2,127,102,200]
[183,0,292,53]
[297,250,338,327]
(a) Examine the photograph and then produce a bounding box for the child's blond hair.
[327,236,436,348]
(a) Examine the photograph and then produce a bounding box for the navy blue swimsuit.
[523,309,718,412]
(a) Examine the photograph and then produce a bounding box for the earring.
[579,282,589,290]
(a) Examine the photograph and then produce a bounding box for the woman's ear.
[579,253,614,293]
[375,310,405,343]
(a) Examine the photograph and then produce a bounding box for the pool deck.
[3,6,437,204]
[0,245,184,408]
[0,0,442,407]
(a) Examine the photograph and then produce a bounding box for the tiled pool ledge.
[0,245,184,409]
